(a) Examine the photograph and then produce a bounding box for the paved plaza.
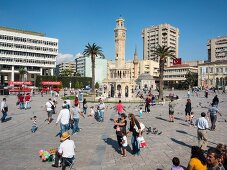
[0,90,227,170]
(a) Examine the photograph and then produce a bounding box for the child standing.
[139,107,143,117]
[171,157,184,170]
[121,131,128,157]
[31,116,38,133]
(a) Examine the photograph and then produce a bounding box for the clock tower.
[114,17,127,67]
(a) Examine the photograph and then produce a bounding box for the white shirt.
[1,101,7,111]
[195,117,209,130]
[122,136,128,147]
[58,139,75,158]
[66,99,71,107]
[45,101,53,111]
[56,108,70,125]
[98,103,105,110]
[73,107,80,119]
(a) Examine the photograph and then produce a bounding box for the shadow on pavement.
[155,116,169,122]
[170,138,191,148]
[103,137,121,155]
[179,122,189,127]
[176,130,188,134]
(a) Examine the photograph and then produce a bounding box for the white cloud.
[56,53,75,64]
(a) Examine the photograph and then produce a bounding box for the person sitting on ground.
[88,106,95,117]
[52,132,75,169]
[187,146,207,170]
[171,157,184,170]
[207,147,225,170]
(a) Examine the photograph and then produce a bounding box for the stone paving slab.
[0,90,227,170]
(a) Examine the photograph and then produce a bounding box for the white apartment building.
[58,62,76,76]
[142,24,179,66]
[208,36,227,62]
[163,64,198,88]
[0,27,58,84]
[75,54,107,84]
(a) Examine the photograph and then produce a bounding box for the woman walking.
[113,113,127,155]
[127,113,141,156]
[185,99,192,122]
[82,98,88,115]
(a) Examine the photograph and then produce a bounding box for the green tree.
[79,81,84,89]
[185,70,198,89]
[60,69,73,77]
[83,43,104,93]
[95,82,99,89]
[75,81,80,89]
[153,45,175,100]
[18,67,27,81]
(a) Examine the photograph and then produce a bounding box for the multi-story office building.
[142,24,179,66]
[208,36,227,62]
[75,54,107,84]
[0,27,58,84]
[58,62,76,76]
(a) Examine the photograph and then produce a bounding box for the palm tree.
[18,67,27,81]
[153,45,175,100]
[83,43,104,93]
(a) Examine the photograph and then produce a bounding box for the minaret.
[114,17,127,67]
[133,47,139,79]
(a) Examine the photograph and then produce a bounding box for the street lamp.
[69,81,72,90]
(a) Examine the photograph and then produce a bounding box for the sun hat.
[60,132,70,141]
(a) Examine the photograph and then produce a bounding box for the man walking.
[195,112,209,150]
[56,104,70,135]
[207,103,222,131]
[45,98,55,124]
[1,98,8,122]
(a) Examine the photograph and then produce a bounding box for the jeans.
[31,125,38,133]
[131,134,140,155]
[1,111,7,122]
[60,123,69,135]
[19,102,24,109]
[98,110,104,122]
[25,101,30,109]
[83,107,87,115]
[210,114,217,130]
[73,118,80,133]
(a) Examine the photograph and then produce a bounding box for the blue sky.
[0,0,227,63]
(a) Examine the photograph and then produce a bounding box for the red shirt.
[19,95,24,102]
[116,103,123,113]
[25,95,30,101]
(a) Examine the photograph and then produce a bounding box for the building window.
[31,74,34,78]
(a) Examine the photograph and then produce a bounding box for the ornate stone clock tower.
[114,17,126,67]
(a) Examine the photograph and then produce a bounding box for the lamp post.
[69,81,72,90]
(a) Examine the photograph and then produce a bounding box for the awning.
[8,81,32,86]
[41,81,61,86]
[9,88,32,92]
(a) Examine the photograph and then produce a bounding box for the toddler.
[171,157,184,170]
[139,107,143,117]
[121,131,128,157]
[31,116,38,133]
[88,106,95,117]
[190,112,195,126]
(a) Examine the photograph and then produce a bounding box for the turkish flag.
[173,58,181,65]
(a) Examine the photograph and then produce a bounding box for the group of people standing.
[17,93,31,110]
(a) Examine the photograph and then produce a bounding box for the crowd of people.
[1,87,227,169]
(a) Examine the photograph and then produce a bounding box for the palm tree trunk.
[91,56,95,93]
[159,60,164,100]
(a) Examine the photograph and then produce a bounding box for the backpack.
[49,102,55,110]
